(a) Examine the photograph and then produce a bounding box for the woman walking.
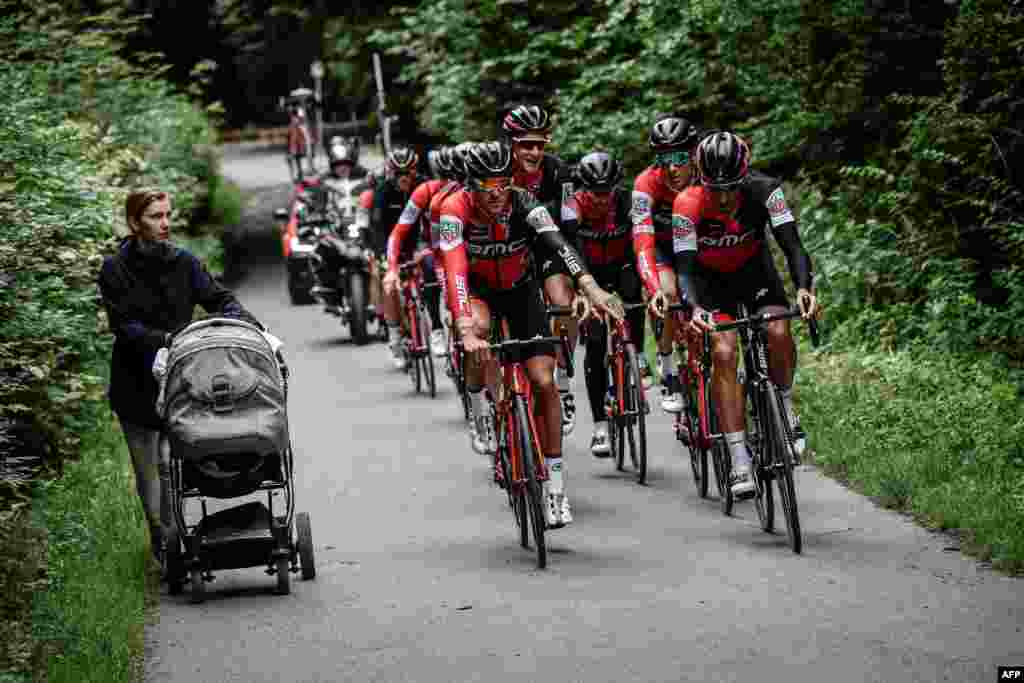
[97,189,259,568]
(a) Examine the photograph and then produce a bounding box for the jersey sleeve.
[631,176,659,295]
[764,185,812,290]
[523,200,587,283]
[671,188,702,255]
[387,187,430,270]
[438,206,470,319]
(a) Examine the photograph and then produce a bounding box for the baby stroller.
[157,317,315,603]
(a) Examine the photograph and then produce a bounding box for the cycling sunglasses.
[655,150,691,167]
[469,177,513,195]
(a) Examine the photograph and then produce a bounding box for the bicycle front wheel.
[624,344,648,485]
[419,305,437,398]
[750,385,775,532]
[681,369,709,498]
[767,385,801,553]
[514,395,546,569]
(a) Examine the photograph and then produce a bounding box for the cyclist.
[372,147,427,369]
[382,147,453,358]
[286,103,313,182]
[501,104,580,437]
[632,113,703,413]
[561,151,649,457]
[671,131,817,499]
[438,141,624,528]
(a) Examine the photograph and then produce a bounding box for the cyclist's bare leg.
[525,355,560,456]
[465,300,499,398]
[656,268,679,355]
[710,330,744,434]
[758,305,796,389]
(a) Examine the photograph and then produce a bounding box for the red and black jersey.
[428,180,462,251]
[514,152,573,208]
[561,189,634,268]
[438,188,587,318]
[672,171,812,290]
[386,178,446,270]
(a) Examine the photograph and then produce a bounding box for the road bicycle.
[459,322,570,570]
[397,253,438,398]
[713,304,819,553]
[446,327,471,422]
[666,302,732,513]
[571,302,650,484]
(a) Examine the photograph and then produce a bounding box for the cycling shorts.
[692,245,789,318]
[470,278,555,362]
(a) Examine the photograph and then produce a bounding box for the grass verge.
[643,323,1024,572]
[798,345,1024,573]
[31,391,154,683]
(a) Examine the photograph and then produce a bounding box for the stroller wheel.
[190,568,205,604]
[165,529,185,595]
[296,512,316,580]
[275,556,291,595]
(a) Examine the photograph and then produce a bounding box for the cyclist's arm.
[437,213,472,321]
[525,204,589,285]
[631,189,660,296]
[765,187,813,291]
[386,195,425,272]
[772,223,813,291]
[671,190,701,304]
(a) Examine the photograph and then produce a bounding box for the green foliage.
[31,400,151,682]
[799,346,1024,572]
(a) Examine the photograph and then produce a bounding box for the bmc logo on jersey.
[469,237,529,257]
[699,230,756,248]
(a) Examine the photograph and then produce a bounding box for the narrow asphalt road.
[146,146,1023,683]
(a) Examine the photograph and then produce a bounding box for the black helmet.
[696,131,751,190]
[501,104,552,142]
[451,141,477,182]
[649,114,700,151]
[387,146,419,175]
[575,151,623,190]
[463,141,514,180]
[428,147,459,180]
[327,136,359,166]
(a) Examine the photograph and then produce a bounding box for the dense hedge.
[372,0,1023,362]
[0,2,223,676]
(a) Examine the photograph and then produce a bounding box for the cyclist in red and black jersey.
[561,152,648,456]
[671,132,818,498]
[374,147,427,369]
[383,147,458,358]
[439,141,623,528]
[501,105,581,437]
[632,114,703,414]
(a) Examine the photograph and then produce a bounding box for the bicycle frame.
[398,259,429,354]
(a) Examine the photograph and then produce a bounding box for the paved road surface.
[146,147,1023,683]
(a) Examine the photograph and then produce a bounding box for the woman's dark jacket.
[97,238,258,428]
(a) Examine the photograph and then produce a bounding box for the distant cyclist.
[561,151,648,456]
[632,113,702,413]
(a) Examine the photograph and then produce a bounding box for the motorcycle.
[302,181,379,345]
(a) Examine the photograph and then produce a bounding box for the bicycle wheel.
[611,359,626,472]
[418,305,437,398]
[767,385,801,553]
[624,344,648,485]
[750,387,775,533]
[681,370,709,498]
[708,398,733,516]
[514,395,546,569]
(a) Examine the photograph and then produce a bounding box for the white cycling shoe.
[543,483,573,528]
[730,463,756,500]
[429,328,447,358]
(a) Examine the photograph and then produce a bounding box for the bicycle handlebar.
[666,302,819,348]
